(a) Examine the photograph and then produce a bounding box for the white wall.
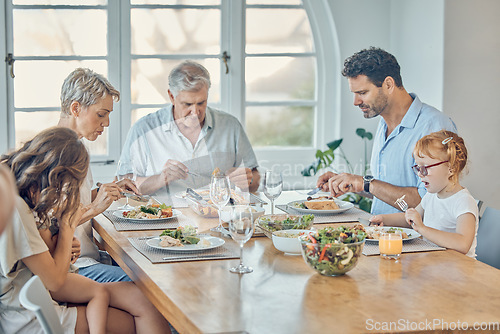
[390,0,445,111]
[327,0,390,172]
[443,0,500,210]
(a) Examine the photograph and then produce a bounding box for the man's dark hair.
[341,47,403,88]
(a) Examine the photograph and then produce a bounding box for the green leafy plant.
[301,128,374,212]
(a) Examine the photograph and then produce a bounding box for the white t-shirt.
[0,196,77,333]
[421,188,478,258]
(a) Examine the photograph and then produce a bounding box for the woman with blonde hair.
[58,67,139,282]
[0,127,170,333]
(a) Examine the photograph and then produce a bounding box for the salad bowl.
[299,226,366,276]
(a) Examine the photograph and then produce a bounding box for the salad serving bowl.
[299,226,366,276]
[256,214,314,239]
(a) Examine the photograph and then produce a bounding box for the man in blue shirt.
[317,47,456,215]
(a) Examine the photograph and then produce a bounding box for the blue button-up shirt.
[370,93,457,215]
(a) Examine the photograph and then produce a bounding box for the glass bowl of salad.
[299,226,366,276]
[256,214,314,239]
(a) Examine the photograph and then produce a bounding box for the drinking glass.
[210,174,231,233]
[228,205,254,274]
[379,231,403,260]
[264,170,283,214]
[116,160,135,210]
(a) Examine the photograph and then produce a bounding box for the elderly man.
[119,61,260,198]
[317,47,456,215]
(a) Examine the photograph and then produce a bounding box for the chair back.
[19,275,64,334]
[476,206,500,269]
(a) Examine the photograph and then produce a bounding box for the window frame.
[1,0,340,186]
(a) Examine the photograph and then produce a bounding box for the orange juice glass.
[379,232,402,260]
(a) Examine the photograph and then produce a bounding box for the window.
[2,0,339,186]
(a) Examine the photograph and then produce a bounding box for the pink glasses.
[412,161,448,176]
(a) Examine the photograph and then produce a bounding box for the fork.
[395,195,414,226]
[395,195,408,212]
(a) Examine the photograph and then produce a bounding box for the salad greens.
[300,226,366,276]
[259,214,314,232]
[160,225,200,244]
[141,203,171,215]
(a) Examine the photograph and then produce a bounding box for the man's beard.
[360,90,388,119]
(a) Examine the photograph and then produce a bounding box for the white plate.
[364,227,421,243]
[287,199,354,214]
[113,209,181,222]
[146,236,225,252]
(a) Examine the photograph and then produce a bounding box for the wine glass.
[228,205,254,274]
[264,170,283,214]
[210,174,231,233]
[116,160,135,210]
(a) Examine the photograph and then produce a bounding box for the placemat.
[103,210,180,231]
[275,204,372,223]
[128,236,240,263]
[362,238,446,256]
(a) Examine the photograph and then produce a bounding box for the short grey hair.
[168,61,211,97]
[60,68,120,115]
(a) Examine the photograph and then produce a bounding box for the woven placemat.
[128,236,240,263]
[362,238,446,256]
[276,204,372,223]
[103,210,180,231]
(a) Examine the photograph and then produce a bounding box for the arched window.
[2,0,339,186]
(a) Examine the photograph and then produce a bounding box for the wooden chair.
[476,206,500,269]
[19,275,64,334]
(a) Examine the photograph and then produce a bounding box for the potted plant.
[301,128,373,213]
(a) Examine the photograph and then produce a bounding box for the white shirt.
[74,166,101,268]
[0,197,77,333]
[421,188,478,258]
[118,106,258,195]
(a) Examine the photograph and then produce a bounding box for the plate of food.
[146,226,225,252]
[287,196,354,214]
[113,203,181,222]
[362,226,421,242]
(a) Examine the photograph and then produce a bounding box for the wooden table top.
[93,191,500,334]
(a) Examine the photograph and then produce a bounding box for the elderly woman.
[57,68,138,282]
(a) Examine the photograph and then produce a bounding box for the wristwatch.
[363,175,374,193]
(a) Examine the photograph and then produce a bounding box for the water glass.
[210,175,231,233]
[264,170,283,214]
[228,205,254,274]
[116,160,135,210]
[379,231,403,260]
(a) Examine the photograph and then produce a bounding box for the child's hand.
[405,208,423,231]
[369,215,384,226]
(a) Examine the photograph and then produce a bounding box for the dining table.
[92,190,500,334]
